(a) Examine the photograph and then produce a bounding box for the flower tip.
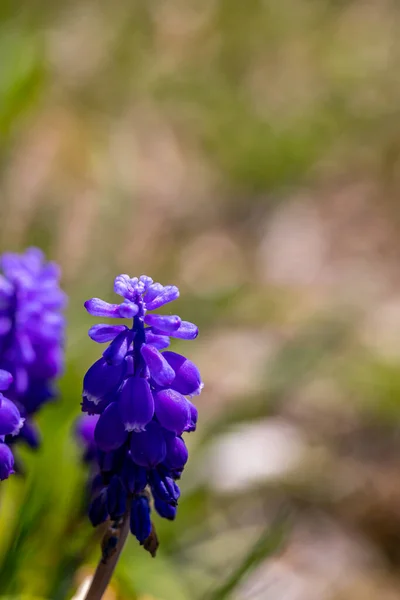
[12,417,25,436]
[82,391,101,406]
[190,381,204,398]
[125,422,146,433]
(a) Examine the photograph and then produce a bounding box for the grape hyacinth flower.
[0,248,66,455]
[0,369,24,479]
[82,275,202,565]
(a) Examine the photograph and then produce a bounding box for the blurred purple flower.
[82,274,202,549]
[0,248,66,454]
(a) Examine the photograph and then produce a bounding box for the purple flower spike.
[130,421,166,468]
[0,248,65,473]
[94,402,128,451]
[154,389,190,434]
[118,377,154,432]
[82,273,202,551]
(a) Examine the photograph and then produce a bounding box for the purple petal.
[163,351,203,397]
[141,344,175,387]
[139,275,153,291]
[145,285,179,310]
[144,283,163,303]
[130,495,151,542]
[88,324,127,343]
[184,401,198,432]
[83,357,125,404]
[118,301,139,318]
[144,314,181,333]
[103,329,132,366]
[154,389,190,434]
[0,369,12,392]
[168,321,198,340]
[114,274,132,299]
[0,398,24,436]
[94,402,128,452]
[130,421,166,468]
[0,443,14,480]
[165,435,189,470]
[154,497,177,520]
[40,260,60,280]
[118,377,154,432]
[89,490,108,526]
[24,246,44,270]
[84,298,122,318]
[1,253,22,278]
[150,470,180,505]
[144,331,170,350]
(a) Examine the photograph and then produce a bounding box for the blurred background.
[1,0,400,598]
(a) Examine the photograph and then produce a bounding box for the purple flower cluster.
[82,274,202,547]
[0,248,66,470]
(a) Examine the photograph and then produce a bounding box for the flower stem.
[84,507,130,600]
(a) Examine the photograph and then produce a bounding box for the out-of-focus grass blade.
[0,26,44,139]
[205,511,288,600]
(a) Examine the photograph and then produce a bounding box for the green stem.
[83,507,130,600]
